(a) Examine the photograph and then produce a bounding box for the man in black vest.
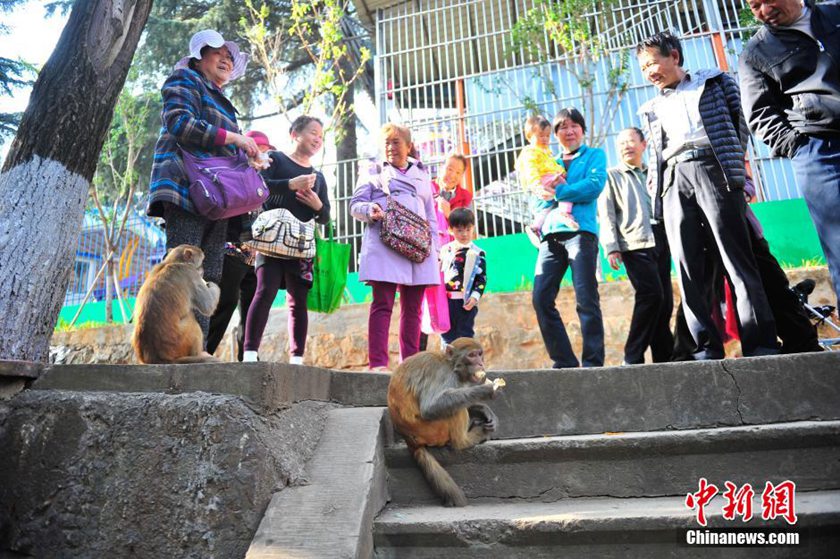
[636,32,778,360]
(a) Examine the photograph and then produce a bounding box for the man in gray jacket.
[739,0,840,305]
[637,32,778,360]
[599,127,673,364]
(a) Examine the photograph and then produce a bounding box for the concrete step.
[385,420,840,505]
[246,407,388,558]
[484,352,840,438]
[33,352,840,437]
[374,490,840,558]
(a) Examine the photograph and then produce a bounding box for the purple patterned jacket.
[350,159,441,286]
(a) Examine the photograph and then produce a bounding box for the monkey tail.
[411,446,467,507]
[173,353,220,364]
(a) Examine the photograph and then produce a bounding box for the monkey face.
[166,244,205,269]
[446,337,487,384]
[457,350,486,384]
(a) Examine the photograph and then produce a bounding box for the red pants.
[368,281,425,368]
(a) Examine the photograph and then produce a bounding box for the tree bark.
[0,0,153,361]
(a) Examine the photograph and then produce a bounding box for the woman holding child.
[351,123,440,371]
[531,108,608,368]
[147,29,260,342]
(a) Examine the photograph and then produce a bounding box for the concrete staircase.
[8,351,840,557]
[373,352,840,558]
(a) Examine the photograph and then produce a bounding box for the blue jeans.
[441,298,478,344]
[532,232,605,368]
[792,135,840,305]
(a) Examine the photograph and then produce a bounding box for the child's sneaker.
[558,212,580,231]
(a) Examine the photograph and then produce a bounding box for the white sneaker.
[289,355,304,365]
[243,351,259,362]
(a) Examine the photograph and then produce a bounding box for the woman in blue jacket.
[532,107,607,368]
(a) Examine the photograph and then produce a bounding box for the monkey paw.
[482,418,497,433]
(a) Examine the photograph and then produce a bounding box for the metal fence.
[62,0,800,290]
[64,210,166,308]
[321,0,801,271]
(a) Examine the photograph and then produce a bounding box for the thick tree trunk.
[0,0,153,361]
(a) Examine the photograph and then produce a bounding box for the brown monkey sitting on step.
[387,337,505,506]
[132,244,221,364]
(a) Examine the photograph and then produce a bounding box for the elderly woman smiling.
[146,30,259,343]
[351,123,440,371]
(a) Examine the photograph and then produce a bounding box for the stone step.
[385,420,840,505]
[484,352,840,438]
[246,407,388,558]
[33,353,840,437]
[374,490,840,558]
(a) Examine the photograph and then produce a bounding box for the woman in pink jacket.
[350,123,440,370]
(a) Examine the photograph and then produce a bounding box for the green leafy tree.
[508,0,630,147]
[77,88,153,325]
[241,0,370,139]
[0,0,36,140]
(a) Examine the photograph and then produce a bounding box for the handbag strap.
[178,143,245,162]
[314,220,336,241]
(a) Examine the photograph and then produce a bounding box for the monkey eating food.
[387,337,504,507]
[132,244,221,364]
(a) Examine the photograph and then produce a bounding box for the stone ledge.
[246,407,388,559]
[32,362,390,411]
[31,352,840,437]
[0,360,43,379]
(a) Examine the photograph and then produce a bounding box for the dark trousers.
[749,229,821,354]
[672,224,822,356]
[532,232,605,368]
[672,241,725,361]
[791,135,840,305]
[162,204,227,345]
[663,156,777,359]
[207,255,257,360]
[621,234,673,363]
[441,298,479,344]
[651,223,675,360]
[244,258,310,356]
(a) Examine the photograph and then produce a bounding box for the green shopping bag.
[307,221,351,313]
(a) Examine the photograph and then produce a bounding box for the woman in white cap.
[147,29,259,343]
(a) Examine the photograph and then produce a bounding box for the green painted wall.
[57,198,825,327]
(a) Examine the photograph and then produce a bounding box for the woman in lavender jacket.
[350,123,440,370]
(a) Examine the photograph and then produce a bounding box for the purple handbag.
[181,148,269,220]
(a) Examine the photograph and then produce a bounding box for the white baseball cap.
[174,29,248,83]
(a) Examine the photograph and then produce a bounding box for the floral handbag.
[249,208,316,259]
[379,181,432,263]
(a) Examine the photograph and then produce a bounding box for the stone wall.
[50,268,836,369]
[0,391,334,559]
